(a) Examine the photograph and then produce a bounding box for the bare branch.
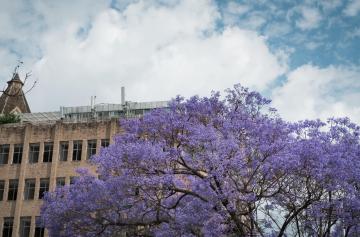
[24,79,38,95]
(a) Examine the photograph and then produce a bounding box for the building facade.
[0,73,168,237]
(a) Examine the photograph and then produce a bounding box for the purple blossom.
[41,84,360,237]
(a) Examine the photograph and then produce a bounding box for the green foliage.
[0,113,21,124]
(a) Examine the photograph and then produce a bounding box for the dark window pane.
[24,179,35,200]
[2,217,13,237]
[59,141,69,161]
[20,217,31,237]
[43,142,53,162]
[13,144,23,164]
[0,180,4,201]
[70,176,77,185]
[28,143,40,163]
[39,178,49,199]
[87,140,97,159]
[101,139,109,147]
[56,177,66,187]
[8,179,18,201]
[0,144,10,164]
[72,141,82,161]
[35,216,45,237]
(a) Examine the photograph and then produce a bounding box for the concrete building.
[0,73,168,237]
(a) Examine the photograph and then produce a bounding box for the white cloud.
[3,0,285,112]
[272,65,360,123]
[295,6,322,30]
[346,27,360,39]
[4,0,358,126]
[319,0,342,11]
[0,0,110,86]
[343,0,360,16]
[222,1,250,26]
[226,2,250,15]
[304,41,321,50]
[0,49,19,82]
[240,12,267,30]
[264,22,292,37]
[271,47,294,74]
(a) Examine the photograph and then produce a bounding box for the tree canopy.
[0,113,20,124]
[41,85,360,237]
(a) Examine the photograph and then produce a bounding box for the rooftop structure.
[0,82,169,124]
[20,100,169,124]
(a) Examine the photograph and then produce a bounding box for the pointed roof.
[0,73,31,114]
[11,73,24,84]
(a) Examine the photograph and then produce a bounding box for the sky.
[0,0,359,123]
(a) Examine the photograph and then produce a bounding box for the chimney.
[121,87,125,106]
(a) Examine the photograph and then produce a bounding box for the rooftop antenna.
[12,61,23,79]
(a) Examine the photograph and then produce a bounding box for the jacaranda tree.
[41,85,360,237]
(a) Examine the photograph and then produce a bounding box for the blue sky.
[0,0,359,123]
[218,0,360,68]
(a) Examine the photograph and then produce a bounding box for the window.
[2,217,13,237]
[12,144,23,164]
[56,177,66,187]
[34,217,45,237]
[101,139,109,147]
[28,143,40,163]
[87,140,97,159]
[20,217,31,237]
[39,178,49,199]
[0,144,10,164]
[43,142,53,162]
[8,179,18,201]
[0,180,4,201]
[72,140,82,161]
[59,141,69,161]
[24,179,35,200]
[70,176,77,185]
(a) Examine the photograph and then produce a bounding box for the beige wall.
[0,118,120,237]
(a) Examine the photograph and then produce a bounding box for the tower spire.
[0,70,31,114]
